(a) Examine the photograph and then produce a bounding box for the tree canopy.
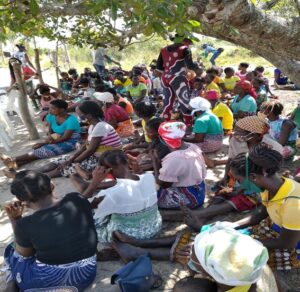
[1,0,300,84]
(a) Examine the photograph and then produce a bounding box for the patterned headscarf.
[194,223,268,286]
[236,80,253,93]
[236,116,269,134]
[158,121,186,149]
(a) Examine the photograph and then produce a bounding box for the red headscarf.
[236,80,257,99]
[158,121,186,149]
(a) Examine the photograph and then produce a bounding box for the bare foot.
[96,246,120,261]
[111,233,145,263]
[3,169,16,179]
[74,164,91,180]
[113,230,140,246]
[180,203,205,231]
[0,155,17,169]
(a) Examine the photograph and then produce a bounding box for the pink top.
[235,71,247,82]
[159,143,206,187]
[40,95,56,109]
[105,104,129,123]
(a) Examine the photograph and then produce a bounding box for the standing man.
[202,44,224,65]
[156,35,200,126]
[93,44,121,77]
[13,44,36,81]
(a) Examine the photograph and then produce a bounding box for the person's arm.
[74,137,102,162]
[184,48,199,71]
[184,133,205,143]
[24,53,36,71]
[151,151,173,188]
[82,166,115,198]
[156,52,164,71]
[260,228,300,249]
[234,205,269,229]
[5,202,35,257]
[278,120,296,146]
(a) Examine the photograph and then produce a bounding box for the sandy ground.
[0,72,299,291]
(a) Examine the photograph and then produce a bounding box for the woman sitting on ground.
[260,100,298,159]
[124,101,157,153]
[126,75,148,104]
[1,100,81,174]
[231,80,257,119]
[173,227,271,292]
[185,96,223,153]
[153,121,206,209]
[94,91,134,138]
[37,101,121,179]
[4,171,97,292]
[81,150,162,244]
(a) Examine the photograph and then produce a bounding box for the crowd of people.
[1,39,300,292]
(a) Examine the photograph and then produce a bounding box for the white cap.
[94,92,114,103]
[189,96,211,115]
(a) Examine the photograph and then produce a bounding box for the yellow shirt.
[212,102,234,131]
[206,82,221,97]
[261,178,300,230]
[141,116,156,143]
[213,76,224,85]
[223,76,240,91]
[114,78,132,88]
[226,285,251,292]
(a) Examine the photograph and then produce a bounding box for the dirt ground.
[0,88,300,291]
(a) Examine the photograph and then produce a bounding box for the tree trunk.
[12,61,40,140]
[55,42,61,89]
[0,43,5,62]
[63,42,71,69]
[192,0,300,86]
[34,48,44,83]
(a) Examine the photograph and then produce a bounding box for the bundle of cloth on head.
[189,96,211,115]
[236,80,253,93]
[158,121,186,149]
[236,115,269,135]
[205,89,219,100]
[194,223,269,287]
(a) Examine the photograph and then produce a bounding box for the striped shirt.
[88,121,121,150]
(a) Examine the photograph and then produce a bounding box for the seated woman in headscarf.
[185,96,223,153]
[82,150,162,245]
[152,121,206,209]
[94,91,134,138]
[260,100,298,159]
[173,226,272,292]
[231,81,257,119]
[4,171,97,292]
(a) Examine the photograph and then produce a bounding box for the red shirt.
[105,104,129,123]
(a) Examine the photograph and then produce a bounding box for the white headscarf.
[193,222,269,287]
[189,96,211,115]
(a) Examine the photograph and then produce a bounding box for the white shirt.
[93,172,158,221]
[93,47,106,66]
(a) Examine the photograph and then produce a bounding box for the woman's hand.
[5,201,24,220]
[59,159,73,170]
[32,142,46,149]
[91,166,112,184]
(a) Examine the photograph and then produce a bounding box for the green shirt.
[126,83,148,100]
[193,111,223,135]
[292,107,300,129]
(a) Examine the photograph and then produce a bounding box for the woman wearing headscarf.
[173,225,274,292]
[231,81,257,119]
[152,121,206,209]
[94,91,134,138]
[186,96,223,153]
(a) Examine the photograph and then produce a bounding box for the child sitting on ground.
[222,67,240,94]
[236,62,249,81]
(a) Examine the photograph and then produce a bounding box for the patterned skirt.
[250,218,300,270]
[56,154,99,177]
[195,133,223,153]
[157,181,206,209]
[33,133,81,159]
[95,204,162,244]
[4,243,97,291]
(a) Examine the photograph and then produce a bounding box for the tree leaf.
[29,0,39,16]
[152,22,165,33]
[188,20,201,27]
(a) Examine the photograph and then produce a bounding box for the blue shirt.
[193,111,223,135]
[231,94,257,114]
[204,45,217,54]
[46,114,80,135]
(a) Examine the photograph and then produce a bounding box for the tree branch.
[294,0,300,16]
[259,0,281,10]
